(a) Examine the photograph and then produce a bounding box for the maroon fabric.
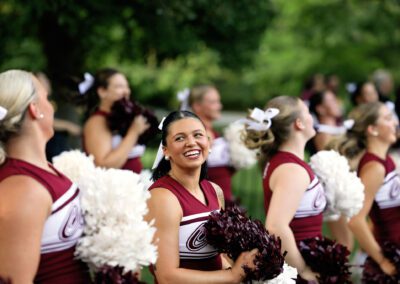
[149,176,222,283]
[358,152,400,245]
[263,151,323,242]
[83,110,142,173]
[0,158,90,283]
[208,129,234,201]
[207,166,233,201]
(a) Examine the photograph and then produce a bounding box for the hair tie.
[0,106,8,121]
[177,88,190,111]
[343,119,355,130]
[78,72,95,95]
[245,107,280,131]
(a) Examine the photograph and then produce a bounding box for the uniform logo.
[313,187,325,210]
[390,178,400,199]
[59,203,84,241]
[186,224,208,251]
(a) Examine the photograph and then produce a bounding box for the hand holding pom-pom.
[204,205,287,282]
[299,237,351,283]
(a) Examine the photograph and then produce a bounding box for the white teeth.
[184,150,200,157]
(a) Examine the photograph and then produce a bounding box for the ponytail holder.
[343,119,355,130]
[0,106,7,120]
[152,116,167,169]
[78,72,95,95]
[246,107,280,131]
[177,88,190,111]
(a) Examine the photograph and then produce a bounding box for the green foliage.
[1,1,400,109]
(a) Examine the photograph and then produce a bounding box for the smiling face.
[98,73,131,103]
[163,117,210,170]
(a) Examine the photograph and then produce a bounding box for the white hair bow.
[343,119,355,130]
[78,72,95,95]
[152,117,167,169]
[245,107,280,131]
[177,88,190,111]
[0,106,7,121]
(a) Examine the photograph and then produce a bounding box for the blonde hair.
[0,70,37,163]
[188,85,216,107]
[244,96,302,162]
[328,102,383,159]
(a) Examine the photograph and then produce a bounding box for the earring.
[38,113,44,119]
[208,149,212,154]
[372,131,379,137]
[165,156,170,160]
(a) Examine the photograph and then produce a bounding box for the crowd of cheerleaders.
[0,69,399,283]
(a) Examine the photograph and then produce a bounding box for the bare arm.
[145,188,256,284]
[83,115,149,168]
[348,162,396,275]
[0,176,52,283]
[265,163,318,281]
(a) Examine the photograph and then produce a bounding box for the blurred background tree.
[1,0,400,110]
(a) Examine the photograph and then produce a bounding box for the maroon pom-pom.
[107,98,159,145]
[204,205,286,282]
[95,265,144,284]
[0,276,11,284]
[299,237,351,283]
[362,241,400,283]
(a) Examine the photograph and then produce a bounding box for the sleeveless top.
[149,176,222,276]
[0,158,90,283]
[85,110,144,173]
[358,152,400,245]
[263,151,326,242]
[206,130,234,201]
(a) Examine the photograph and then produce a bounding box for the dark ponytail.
[152,110,208,181]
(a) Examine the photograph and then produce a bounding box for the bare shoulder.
[209,181,224,209]
[270,163,310,192]
[0,175,52,218]
[84,115,109,134]
[148,187,182,218]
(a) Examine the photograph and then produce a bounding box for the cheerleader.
[81,68,149,173]
[146,110,257,284]
[308,90,354,250]
[244,96,326,282]
[179,85,234,202]
[0,70,90,282]
[332,102,399,279]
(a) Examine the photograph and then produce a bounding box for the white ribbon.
[343,119,355,130]
[244,107,280,131]
[78,72,95,95]
[0,106,7,121]
[177,88,190,111]
[151,117,167,169]
[316,119,355,135]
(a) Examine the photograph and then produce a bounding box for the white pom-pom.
[224,122,257,169]
[53,150,96,182]
[52,150,157,275]
[254,262,297,284]
[310,150,365,221]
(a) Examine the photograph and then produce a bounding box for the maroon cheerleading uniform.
[84,110,143,173]
[358,152,400,245]
[207,130,234,201]
[0,158,90,283]
[263,151,326,243]
[149,175,222,282]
